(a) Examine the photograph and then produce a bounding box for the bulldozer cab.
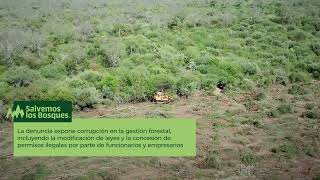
[153,92,172,103]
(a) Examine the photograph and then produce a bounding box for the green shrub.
[303,109,319,119]
[240,152,258,165]
[289,72,310,83]
[241,62,258,76]
[288,85,307,95]
[0,65,6,76]
[79,70,103,87]
[305,103,316,110]
[255,92,266,101]
[278,143,299,157]
[117,68,154,102]
[99,74,119,92]
[0,82,11,101]
[293,46,310,58]
[4,66,40,87]
[256,74,273,87]
[239,79,255,90]
[307,63,320,79]
[39,64,67,79]
[277,104,293,114]
[50,42,88,75]
[111,23,133,37]
[66,77,89,89]
[311,43,320,56]
[176,73,200,97]
[73,87,101,109]
[268,110,280,118]
[47,86,73,101]
[167,16,184,29]
[99,74,120,100]
[184,46,201,60]
[274,3,290,24]
[200,74,219,90]
[245,38,255,46]
[49,23,74,45]
[0,100,10,122]
[28,16,46,30]
[99,39,125,68]
[275,75,289,86]
[124,35,153,55]
[150,74,177,92]
[288,30,306,41]
[0,29,29,66]
[4,84,45,102]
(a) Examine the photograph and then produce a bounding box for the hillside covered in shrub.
[0,0,319,111]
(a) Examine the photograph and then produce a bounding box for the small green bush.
[242,63,258,75]
[255,92,266,101]
[66,77,89,89]
[0,65,6,76]
[0,82,11,101]
[124,35,152,55]
[150,74,177,92]
[117,68,154,102]
[289,72,310,83]
[99,75,119,92]
[73,87,101,109]
[39,64,67,79]
[0,100,10,122]
[167,16,184,29]
[4,84,45,102]
[99,74,119,100]
[79,70,103,87]
[288,85,307,95]
[99,39,125,68]
[303,109,319,119]
[307,63,320,79]
[288,30,306,41]
[245,38,255,46]
[311,42,320,56]
[278,143,299,157]
[256,74,273,87]
[49,23,74,45]
[240,152,258,165]
[4,66,40,87]
[239,79,255,90]
[176,73,200,97]
[200,74,219,90]
[268,110,280,118]
[277,104,293,114]
[111,23,133,37]
[305,103,316,110]
[47,86,73,101]
[275,75,289,86]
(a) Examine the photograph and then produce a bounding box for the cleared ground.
[1,83,319,179]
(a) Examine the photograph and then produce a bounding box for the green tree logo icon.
[6,105,25,119]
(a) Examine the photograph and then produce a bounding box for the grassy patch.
[271,143,299,158]
[21,164,51,180]
[205,151,222,169]
[240,152,258,165]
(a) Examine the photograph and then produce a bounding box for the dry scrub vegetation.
[0,0,319,179]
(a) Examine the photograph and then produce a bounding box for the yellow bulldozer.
[153,92,173,103]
